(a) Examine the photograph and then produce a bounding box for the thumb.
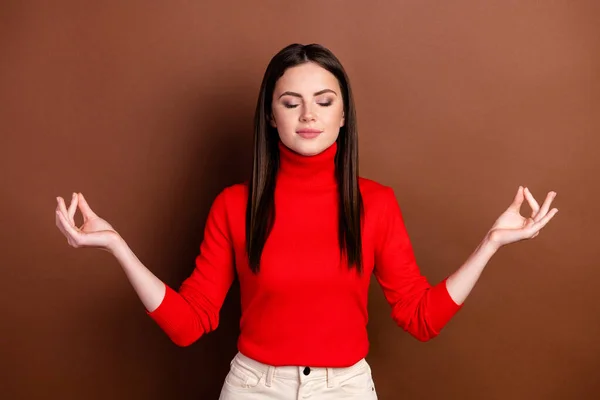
[508,186,525,212]
[77,193,98,221]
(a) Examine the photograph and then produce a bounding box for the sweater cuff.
[146,284,186,334]
[428,278,463,333]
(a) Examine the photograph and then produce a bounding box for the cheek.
[274,111,293,127]
[324,107,344,126]
[271,108,284,126]
[272,109,297,137]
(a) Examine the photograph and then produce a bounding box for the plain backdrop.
[1,1,599,399]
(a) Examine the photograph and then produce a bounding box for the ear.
[339,111,345,128]
[269,114,277,128]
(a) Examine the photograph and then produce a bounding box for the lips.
[296,128,323,139]
[297,128,322,133]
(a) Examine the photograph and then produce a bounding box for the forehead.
[274,62,340,94]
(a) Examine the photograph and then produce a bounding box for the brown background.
[2,1,599,399]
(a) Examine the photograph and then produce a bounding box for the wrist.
[482,231,502,253]
[106,232,127,256]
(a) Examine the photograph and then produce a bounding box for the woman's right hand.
[55,192,120,252]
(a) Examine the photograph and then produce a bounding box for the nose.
[299,105,317,123]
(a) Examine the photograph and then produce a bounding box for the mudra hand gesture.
[55,192,120,252]
[488,186,558,249]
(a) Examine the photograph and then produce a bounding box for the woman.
[55,43,558,399]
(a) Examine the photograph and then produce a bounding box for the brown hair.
[246,43,363,273]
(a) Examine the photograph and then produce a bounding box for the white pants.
[219,352,378,399]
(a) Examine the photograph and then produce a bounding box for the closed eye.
[283,101,332,108]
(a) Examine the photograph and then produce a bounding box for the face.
[270,62,345,156]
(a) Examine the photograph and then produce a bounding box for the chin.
[285,136,337,156]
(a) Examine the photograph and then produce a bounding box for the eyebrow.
[278,89,338,99]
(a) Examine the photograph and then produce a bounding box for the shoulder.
[359,177,396,205]
[210,181,248,212]
[220,181,248,200]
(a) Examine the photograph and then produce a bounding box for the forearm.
[108,235,166,312]
[445,234,499,305]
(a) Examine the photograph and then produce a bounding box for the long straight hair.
[246,43,363,273]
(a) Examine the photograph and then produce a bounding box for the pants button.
[303,367,311,376]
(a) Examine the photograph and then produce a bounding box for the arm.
[56,192,168,311]
[446,186,558,304]
[444,235,497,306]
[374,186,558,340]
[55,188,235,347]
[373,187,460,342]
[109,237,167,312]
[141,188,236,346]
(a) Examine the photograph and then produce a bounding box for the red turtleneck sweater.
[148,141,461,367]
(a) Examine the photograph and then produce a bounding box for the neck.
[277,140,338,188]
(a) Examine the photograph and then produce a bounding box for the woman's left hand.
[487,186,558,250]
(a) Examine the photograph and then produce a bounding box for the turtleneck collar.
[277,140,338,188]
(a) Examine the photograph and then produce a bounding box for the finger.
[514,208,558,241]
[523,217,535,228]
[55,209,76,244]
[508,186,525,212]
[56,210,86,247]
[67,192,78,225]
[534,191,557,223]
[56,197,71,224]
[55,198,76,245]
[55,209,71,239]
[523,187,540,218]
[530,208,559,232]
[77,193,97,222]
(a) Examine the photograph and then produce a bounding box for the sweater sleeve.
[146,187,236,346]
[373,186,462,341]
